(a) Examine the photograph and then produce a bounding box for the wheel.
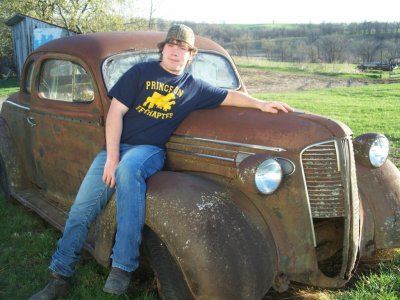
[143,226,193,300]
[0,154,10,200]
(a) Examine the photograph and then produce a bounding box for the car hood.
[173,106,353,152]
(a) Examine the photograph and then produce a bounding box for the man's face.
[160,40,192,75]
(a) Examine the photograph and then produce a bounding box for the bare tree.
[383,39,400,61]
[319,34,346,63]
[353,39,381,62]
[306,30,321,62]
[147,0,162,30]
[232,31,252,57]
[261,39,275,60]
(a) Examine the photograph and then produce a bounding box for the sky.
[130,0,400,24]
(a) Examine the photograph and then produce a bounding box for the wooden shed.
[5,14,76,78]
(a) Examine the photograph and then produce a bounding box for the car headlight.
[369,136,389,167]
[354,133,389,168]
[255,159,283,194]
[237,154,285,195]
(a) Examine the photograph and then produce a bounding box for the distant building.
[5,14,77,78]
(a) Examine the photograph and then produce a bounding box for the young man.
[29,24,293,300]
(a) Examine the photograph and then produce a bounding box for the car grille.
[302,140,347,218]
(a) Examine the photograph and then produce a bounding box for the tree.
[261,39,274,60]
[306,30,321,63]
[353,38,381,62]
[1,0,128,32]
[0,0,130,68]
[146,0,162,30]
[319,34,346,63]
[383,39,400,61]
[232,31,253,57]
[274,39,292,62]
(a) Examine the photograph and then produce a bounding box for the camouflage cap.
[165,24,195,48]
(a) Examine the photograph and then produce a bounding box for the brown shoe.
[28,272,71,300]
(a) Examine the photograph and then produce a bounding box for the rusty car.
[0,31,399,300]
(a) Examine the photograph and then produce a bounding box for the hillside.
[183,22,400,63]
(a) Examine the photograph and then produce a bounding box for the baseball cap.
[165,24,195,48]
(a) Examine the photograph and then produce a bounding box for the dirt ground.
[238,67,374,94]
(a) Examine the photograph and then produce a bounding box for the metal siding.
[8,16,75,77]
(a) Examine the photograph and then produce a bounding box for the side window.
[38,59,94,102]
[24,61,35,93]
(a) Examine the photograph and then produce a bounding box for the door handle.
[27,116,37,127]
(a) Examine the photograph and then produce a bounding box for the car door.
[5,59,38,183]
[28,55,105,207]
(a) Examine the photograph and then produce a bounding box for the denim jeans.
[49,144,165,277]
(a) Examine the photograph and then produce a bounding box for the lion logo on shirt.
[143,92,176,111]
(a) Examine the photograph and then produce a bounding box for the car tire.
[0,154,10,200]
[143,226,193,300]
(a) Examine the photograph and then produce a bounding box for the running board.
[12,189,67,232]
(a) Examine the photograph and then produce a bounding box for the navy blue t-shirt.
[108,61,228,148]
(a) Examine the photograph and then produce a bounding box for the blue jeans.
[49,144,165,277]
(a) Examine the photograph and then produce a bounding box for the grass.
[255,83,400,148]
[1,69,400,299]
[255,83,400,169]
[0,194,157,299]
[330,253,400,299]
[0,77,19,97]
[234,57,400,80]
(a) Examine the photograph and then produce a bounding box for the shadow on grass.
[262,249,400,299]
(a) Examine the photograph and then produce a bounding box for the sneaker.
[28,272,71,300]
[103,267,132,295]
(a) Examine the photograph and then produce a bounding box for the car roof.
[33,31,231,61]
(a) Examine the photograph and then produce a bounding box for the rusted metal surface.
[357,160,400,252]
[0,115,27,191]
[35,32,231,64]
[167,111,361,288]
[1,31,400,299]
[173,108,351,152]
[145,171,278,300]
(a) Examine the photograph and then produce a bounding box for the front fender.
[357,159,400,254]
[145,171,277,300]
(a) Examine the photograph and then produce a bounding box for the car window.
[186,53,239,89]
[103,51,159,91]
[24,61,35,94]
[38,59,94,102]
[103,50,240,91]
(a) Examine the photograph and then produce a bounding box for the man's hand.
[102,98,129,189]
[258,101,294,114]
[102,157,119,188]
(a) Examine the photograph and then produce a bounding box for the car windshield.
[103,50,240,91]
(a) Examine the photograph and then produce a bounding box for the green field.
[1,72,400,299]
[235,57,400,80]
[256,83,400,166]
[0,77,19,96]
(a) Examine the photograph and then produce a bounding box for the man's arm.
[102,98,129,188]
[220,90,293,113]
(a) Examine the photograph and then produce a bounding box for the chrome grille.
[302,141,345,218]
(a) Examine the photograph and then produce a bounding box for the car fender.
[357,159,400,254]
[145,171,278,300]
[0,117,25,191]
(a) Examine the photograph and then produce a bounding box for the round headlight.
[369,135,389,167]
[354,133,389,168]
[255,159,283,194]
